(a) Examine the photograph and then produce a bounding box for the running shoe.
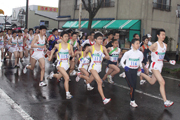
[164,100,174,107]
[20,59,23,62]
[39,81,47,87]
[14,65,18,68]
[84,79,87,84]
[17,64,20,68]
[103,98,111,105]
[87,86,94,91]
[119,72,126,78]
[23,65,29,74]
[76,72,81,82]
[140,80,146,85]
[137,69,141,76]
[108,75,114,84]
[70,70,77,76]
[47,71,54,80]
[1,59,4,62]
[130,100,138,108]
[66,92,73,99]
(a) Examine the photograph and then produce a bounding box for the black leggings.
[125,69,138,101]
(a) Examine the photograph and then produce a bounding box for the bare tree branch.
[82,0,89,11]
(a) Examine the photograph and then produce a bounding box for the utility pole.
[78,0,82,29]
[25,0,29,28]
[4,16,7,29]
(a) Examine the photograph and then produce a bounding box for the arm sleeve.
[81,40,88,47]
[120,52,128,68]
[139,52,144,69]
[164,54,170,62]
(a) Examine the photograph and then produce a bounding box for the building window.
[40,20,49,28]
[177,5,180,18]
[152,29,160,42]
[153,0,171,11]
[75,0,115,10]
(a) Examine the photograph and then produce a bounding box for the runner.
[83,33,111,105]
[139,36,150,85]
[0,31,4,62]
[17,30,25,65]
[140,29,175,107]
[34,27,39,35]
[120,38,144,108]
[102,39,121,84]
[81,32,95,49]
[103,32,113,46]
[49,28,61,66]
[23,25,47,87]
[4,29,12,60]
[68,32,80,76]
[24,28,34,63]
[75,43,94,91]
[8,31,19,67]
[47,31,74,99]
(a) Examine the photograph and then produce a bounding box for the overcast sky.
[0,0,59,16]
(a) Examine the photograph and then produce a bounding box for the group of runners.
[0,25,177,107]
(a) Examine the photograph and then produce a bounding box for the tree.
[82,0,104,30]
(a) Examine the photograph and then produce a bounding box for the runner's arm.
[139,52,144,69]
[75,51,82,57]
[149,43,157,52]
[120,52,128,68]
[48,44,58,61]
[69,45,74,57]
[103,46,110,60]
[83,46,91,58]
[8,38,12,45]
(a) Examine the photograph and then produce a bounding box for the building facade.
[11,5,58,29]
[58,0,180,51]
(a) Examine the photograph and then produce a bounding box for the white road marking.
[104,82,163,100]
[0,88,34,120]
[163,76,180,82]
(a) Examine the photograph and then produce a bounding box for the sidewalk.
[0,96,23,120]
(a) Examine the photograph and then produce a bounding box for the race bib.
[93,54,102,64]
[158,52,165,61]
[0,41,4,45]
[58,52,69,62]
[129,58,139,68]
[18,42,23,47]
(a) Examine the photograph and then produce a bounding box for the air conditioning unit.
[176,10,180,18]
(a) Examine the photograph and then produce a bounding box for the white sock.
[66,91,70,95]
[87,83,90,88]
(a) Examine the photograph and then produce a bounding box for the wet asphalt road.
[0,58,180,120]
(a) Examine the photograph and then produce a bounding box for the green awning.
[92,20,111,29]
[62,20,112,29]
[103,20,141,30]
[62,21,75,28]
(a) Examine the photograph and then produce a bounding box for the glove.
[169,60,176,65]
[124,66,129,71]
[141,69,144,73]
